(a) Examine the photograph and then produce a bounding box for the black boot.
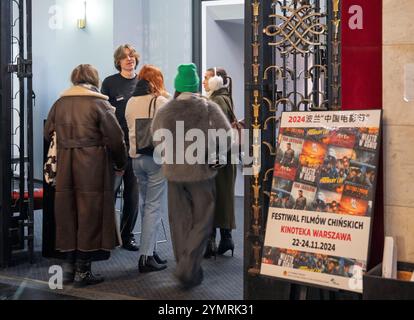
[153,252,167,265]
[204,228,217,259]
[204,236,217,259]
[73,260,104,288]
[217,229,235,257]
[139,255,167,273]
[63,252,75,285]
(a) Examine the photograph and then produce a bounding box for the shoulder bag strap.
[148,96,158,118]
[222,96,238,123]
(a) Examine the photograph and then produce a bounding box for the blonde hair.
[113,44,140,71]
[71,64,100,88]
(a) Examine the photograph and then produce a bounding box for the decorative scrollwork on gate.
[246,0,342,285]
[264,4,326,54]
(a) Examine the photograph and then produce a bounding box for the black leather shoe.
[139,256,167,273]
[153,252,167,265]
[122,238,139,252]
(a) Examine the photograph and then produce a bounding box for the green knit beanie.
[174,63,200,93]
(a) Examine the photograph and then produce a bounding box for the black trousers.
[114,157,139,241]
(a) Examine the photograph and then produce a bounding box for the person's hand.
[115,170,125,177]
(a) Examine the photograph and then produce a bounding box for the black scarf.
[133,79,152,97]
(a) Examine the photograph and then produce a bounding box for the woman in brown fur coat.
[44,64,127,288]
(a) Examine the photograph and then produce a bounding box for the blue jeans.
[132,155,167,256]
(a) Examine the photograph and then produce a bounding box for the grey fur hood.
[152,95,232,182]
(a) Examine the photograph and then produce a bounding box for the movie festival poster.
[261,111,382,293]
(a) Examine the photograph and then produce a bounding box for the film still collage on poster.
[261,111,381,292]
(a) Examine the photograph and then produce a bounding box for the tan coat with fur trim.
[44,85,127,253]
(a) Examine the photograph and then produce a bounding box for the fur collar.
[60,85,109,100]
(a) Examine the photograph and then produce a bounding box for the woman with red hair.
[125,65,170,273]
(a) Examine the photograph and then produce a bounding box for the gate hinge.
[7,58,33,78]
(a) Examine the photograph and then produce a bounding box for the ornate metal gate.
[244,0,343,299]
[0,0,35,267]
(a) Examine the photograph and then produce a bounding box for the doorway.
[201,0,245,197]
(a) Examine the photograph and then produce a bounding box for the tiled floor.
[0,197,244,300]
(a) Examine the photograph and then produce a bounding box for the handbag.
[206,102,227,170]
[223,98,245,147]
[44,131,57,186]
[135,96,158,156]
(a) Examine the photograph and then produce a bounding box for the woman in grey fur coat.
[152,64,231,288]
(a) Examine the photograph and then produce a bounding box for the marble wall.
[383,0,414,263]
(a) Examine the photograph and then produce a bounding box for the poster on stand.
[261,110,382,293]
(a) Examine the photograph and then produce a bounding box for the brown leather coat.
[44,86,127,252]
